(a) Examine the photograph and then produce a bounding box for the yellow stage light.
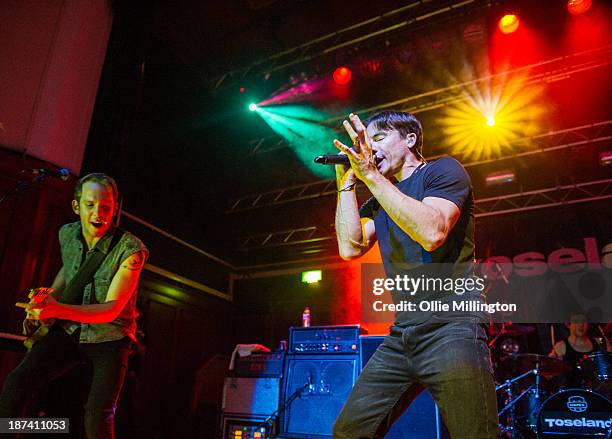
[499,14,520,34]
[439,72,545,160]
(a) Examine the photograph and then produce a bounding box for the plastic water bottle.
[302,307,311,328]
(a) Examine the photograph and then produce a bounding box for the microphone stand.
[0,170,55,206]
[496,368,539,438]
[597,324,610,351]
[258,383,309,438]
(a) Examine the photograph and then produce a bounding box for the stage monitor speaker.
[222,377,280,417]
[361,336,449,439]
[280,354,359,438]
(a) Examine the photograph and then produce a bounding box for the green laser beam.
[256,105,347,178]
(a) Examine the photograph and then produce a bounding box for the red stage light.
[333,67,352,85]
[362,60,382,77]
[567,0,592,15]
[498,14,520,34]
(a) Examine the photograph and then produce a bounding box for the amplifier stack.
[221,352,284,439]
[281,326,362,438]
[221,326,446,439]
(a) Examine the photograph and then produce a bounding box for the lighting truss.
[245,45,612,156]
[238,226,335,251]
[210,0,482,91]
[228,121,612,213]
[236,179,612,250]
[474,179,612,217]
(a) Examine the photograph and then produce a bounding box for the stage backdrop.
[233,199,611,346]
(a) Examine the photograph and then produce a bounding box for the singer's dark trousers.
[0,327,130,439]
[333,317,499,439]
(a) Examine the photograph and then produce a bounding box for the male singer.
[333,111,498,438]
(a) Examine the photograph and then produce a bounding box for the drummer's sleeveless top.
[563,337,601,366]
[563,337,601,387]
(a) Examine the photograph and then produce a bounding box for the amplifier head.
[289,325,362,354]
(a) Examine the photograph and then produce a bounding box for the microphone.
[314,154,350,165]
[23,168,70,181]
[305,371,315,395]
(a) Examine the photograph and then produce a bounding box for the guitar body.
[22,288,57,350]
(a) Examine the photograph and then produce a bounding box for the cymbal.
[488,324,535,337]
[503,353,570,377]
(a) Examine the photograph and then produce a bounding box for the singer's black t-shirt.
[359,156,480,324]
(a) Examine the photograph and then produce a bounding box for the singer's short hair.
[365,110,423,156]
[74,173,119,203]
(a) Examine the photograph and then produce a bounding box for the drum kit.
[489,324,612,438]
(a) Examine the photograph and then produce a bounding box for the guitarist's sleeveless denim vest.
[59,222,148,343]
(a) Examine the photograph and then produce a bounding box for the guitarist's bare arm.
[20,251,145,324]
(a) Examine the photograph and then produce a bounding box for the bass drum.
[536,388,612,438]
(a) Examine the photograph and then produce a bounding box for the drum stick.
[550,325,555,348]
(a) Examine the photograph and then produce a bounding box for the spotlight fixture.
[360,59,383,77]
[485,170,515,186]
[567,0,592,15]
[498,14,520,34]
[395,43,414,65]
[248,103,258,111]
[332,67,352,85]
[599,150,612,166]
[463,21,486,44]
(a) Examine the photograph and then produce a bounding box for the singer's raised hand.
[333,113,378,183]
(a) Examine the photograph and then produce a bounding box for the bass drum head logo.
[567,395,588,413]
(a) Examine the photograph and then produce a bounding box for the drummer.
[548,314,610,387]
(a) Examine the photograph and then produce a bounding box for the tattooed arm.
[21,251,146,324]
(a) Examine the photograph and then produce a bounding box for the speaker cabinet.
[222,377,280,417]
[280,354,359,438]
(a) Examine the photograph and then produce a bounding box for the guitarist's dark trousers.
[0,325,131,439]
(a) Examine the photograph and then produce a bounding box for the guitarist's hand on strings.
[16,287,60,321]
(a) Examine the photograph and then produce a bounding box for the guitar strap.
[22,229,126,350]
[59,229,125,305]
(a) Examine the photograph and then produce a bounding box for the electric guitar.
[20,288,56,350]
